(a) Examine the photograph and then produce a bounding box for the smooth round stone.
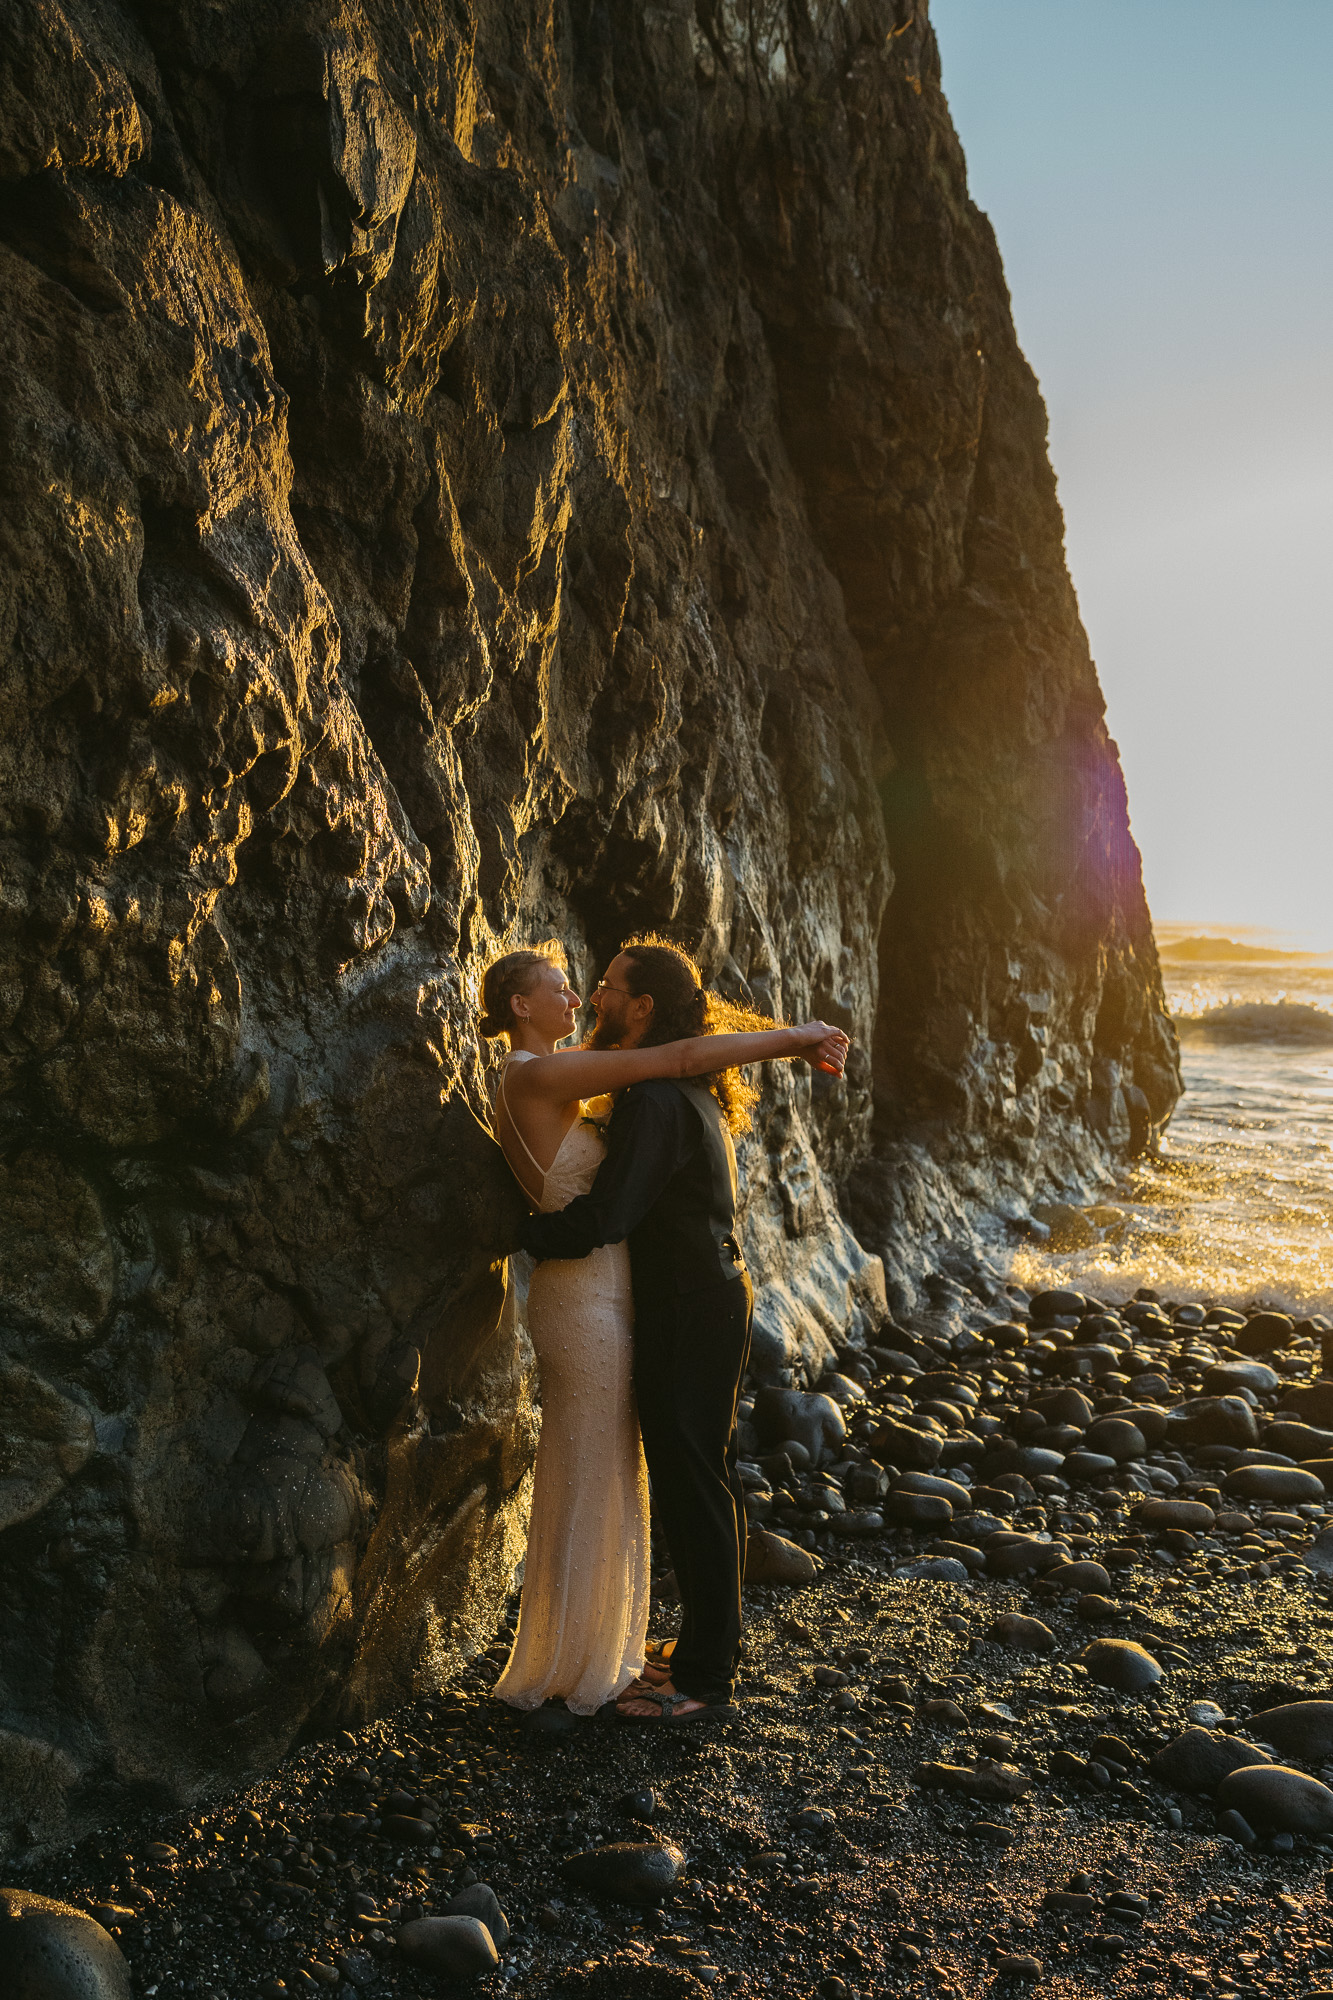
[987,1612,1055,1654]
[744,1530,819,1583]
[1188,1701,1227,1726]
[894,1556,970,1582]
[446,1884,509,1948]
[1217,1806,1258,1846]
[1225,1464,1326,1504]
[560,1842,685,1904]
[1085,1418,1147,1463]
[1077,1593,1124,1622]
[886,1491,953,1527]
[752,1388,846,1464]
[984,1446,1067,1478]
[1035,1387,1094,1428]
[1264,1421,1333,1459]
[1167,1395,1261,1448]
[1031,1289,1088,1322]
[993,1955,1043,1982]
[1115,1402,1169,1443]
[397,1916,498,1979]
[0,1889,132,1998]
[1150,1727,1272,1792]
[1216,1764,1333,1835]
[1233,1310,1296,1353]
[830,1507,884,1537]
[1048,1558,1113,1594]
[1067,1343,1123,1377]
[1078,1639,1163,1691]
[1204,1360,1280,1397]
[895,1472,973,1512]
[926,1538,986,1571]
[985,1535,1067,1578]
[1249,1702,1333,1761]
[1280,1383,1333,1427]
[870,1417,944,1472]
[522,1704,580,1738]
[1139,1497,1216,1531]
[1065,1450,1118,1481]
[821,1371,867,1407]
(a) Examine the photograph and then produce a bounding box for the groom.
[517,939,755,1722]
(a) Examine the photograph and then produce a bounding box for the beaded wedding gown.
[492,1051,651,1714]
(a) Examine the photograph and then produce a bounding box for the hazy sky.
[931,0,1333,951]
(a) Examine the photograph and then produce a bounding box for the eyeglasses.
[593,979,633,997]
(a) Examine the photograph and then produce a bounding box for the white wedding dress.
[492,1051,651,1713]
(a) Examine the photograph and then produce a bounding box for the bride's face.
[516,961,581,1039]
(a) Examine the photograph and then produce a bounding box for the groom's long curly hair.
[620,935,774,1134]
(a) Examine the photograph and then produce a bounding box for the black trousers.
[631,1272,753,1704]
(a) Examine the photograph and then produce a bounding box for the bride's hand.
[794,1020,850,1076]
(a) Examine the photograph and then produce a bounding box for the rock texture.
[0,0,1178,1847]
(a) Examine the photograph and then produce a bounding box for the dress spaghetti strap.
[498,1055,549,1205]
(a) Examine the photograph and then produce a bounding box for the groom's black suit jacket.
[517,1078,746,1295]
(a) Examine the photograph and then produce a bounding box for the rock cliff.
[0,0,1179,1847]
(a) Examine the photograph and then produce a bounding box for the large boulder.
[0,1888,131,1998]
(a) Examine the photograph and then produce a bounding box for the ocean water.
[1010,937,1333,1312]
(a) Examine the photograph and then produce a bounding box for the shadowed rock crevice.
[0,0,1178,1847]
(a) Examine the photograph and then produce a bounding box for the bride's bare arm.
[508,1023,849,1103]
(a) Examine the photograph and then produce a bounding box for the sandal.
[615,1684,736,1727]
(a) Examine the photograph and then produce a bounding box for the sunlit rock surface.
[0,0,1178,1847]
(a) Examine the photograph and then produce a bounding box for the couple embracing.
[482,936,848,1725]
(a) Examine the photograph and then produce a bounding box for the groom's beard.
[585,1013,621,1049]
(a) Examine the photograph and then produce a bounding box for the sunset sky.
[932,0,1333,952]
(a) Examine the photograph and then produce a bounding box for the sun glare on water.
[1012,926,1333,1313]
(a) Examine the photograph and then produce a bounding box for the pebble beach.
[13,1278,1333,2000]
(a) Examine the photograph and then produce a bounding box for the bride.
[481,940,847,1715]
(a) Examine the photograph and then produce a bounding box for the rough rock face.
[0,0,1179,1846]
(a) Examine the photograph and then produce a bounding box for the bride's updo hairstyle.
[620,934,773,1133]
[478,941,565,1040]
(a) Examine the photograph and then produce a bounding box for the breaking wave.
[1173,999,1333,1046]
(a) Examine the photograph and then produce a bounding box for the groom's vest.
[630,1078,747,1295]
